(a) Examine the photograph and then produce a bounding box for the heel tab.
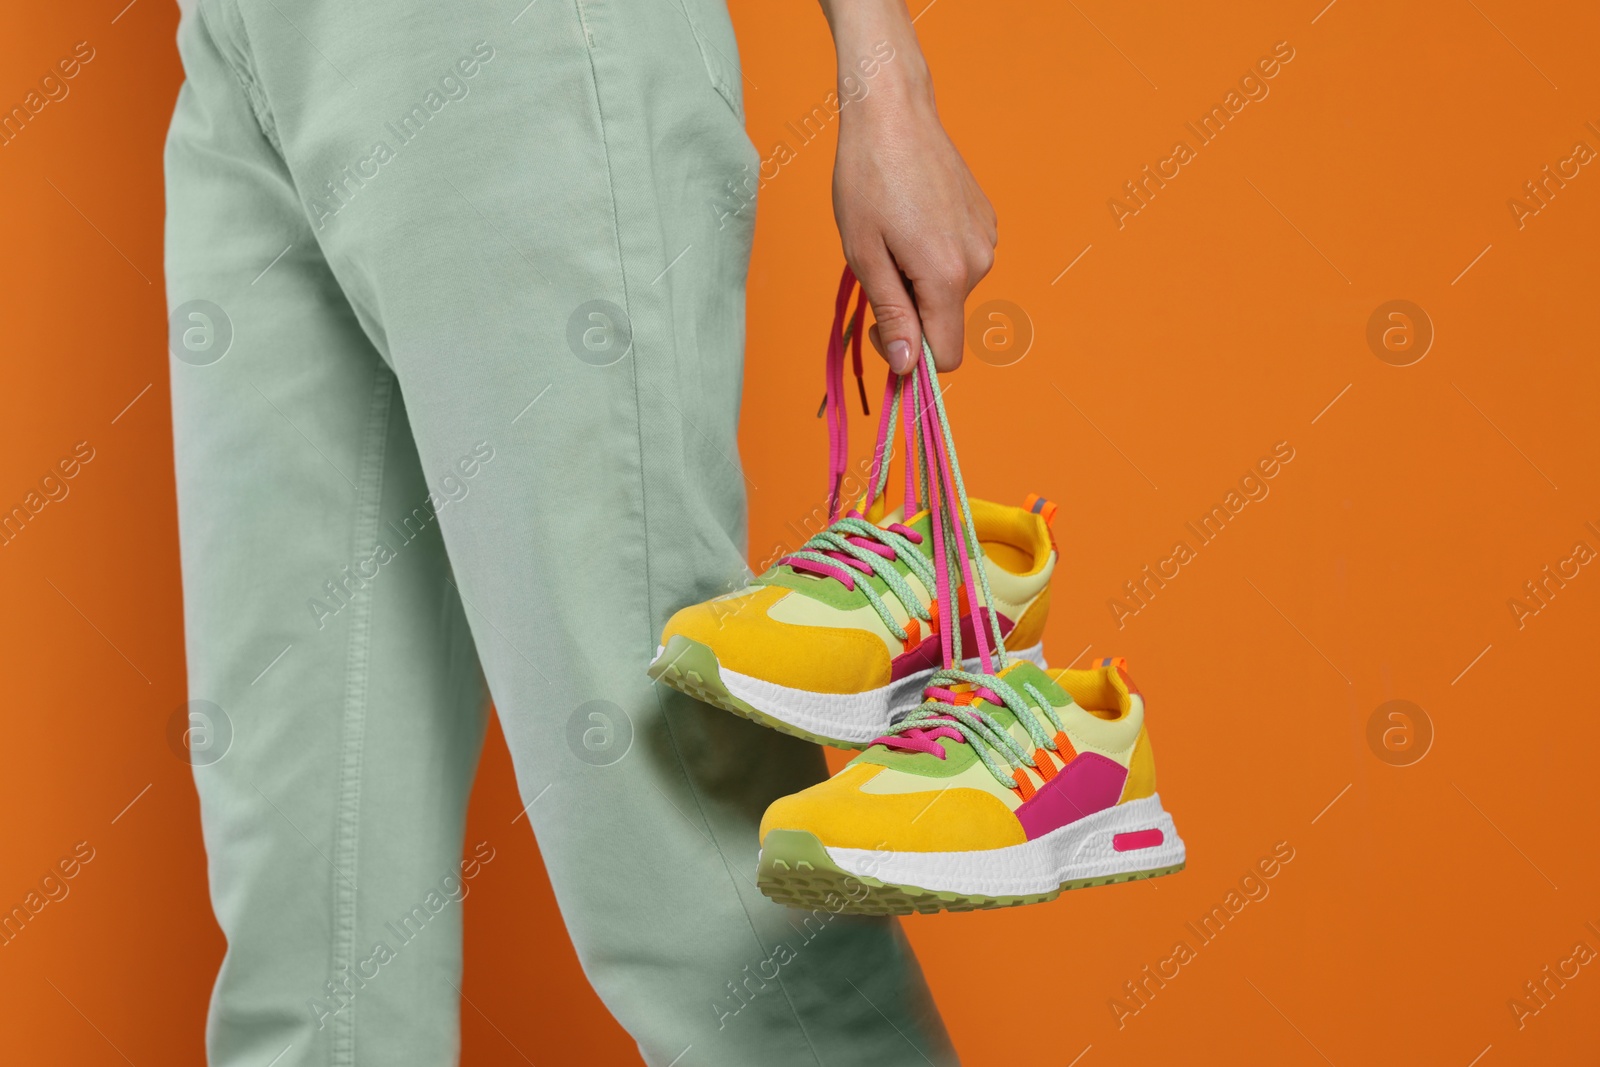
[1095,656,1142,700]
[1022,493,1059,556]
[1022,493,1058,525]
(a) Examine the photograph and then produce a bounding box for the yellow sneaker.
[648,496,1056,748]
[756,657,1186,914]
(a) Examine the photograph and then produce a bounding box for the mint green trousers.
[163,2,953,1063]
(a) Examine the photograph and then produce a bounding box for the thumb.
[849,244,922,376]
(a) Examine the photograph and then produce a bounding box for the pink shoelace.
[789,266,1014,758]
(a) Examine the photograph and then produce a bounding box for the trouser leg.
[167,11,488,1064]
[177,0,957,1061]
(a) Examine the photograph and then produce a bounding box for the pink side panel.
[1015,751,1128,841]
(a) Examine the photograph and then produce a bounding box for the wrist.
[843,45,931,112]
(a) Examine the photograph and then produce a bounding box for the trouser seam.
[330,367,395,1066]
[194,0,286,159]
[572,4,822,1063]
[570,0,650,630]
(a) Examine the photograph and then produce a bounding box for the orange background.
[3,0,1598,1063]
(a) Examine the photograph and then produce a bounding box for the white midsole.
[718,642,1048,745]
[824,794,1185,896]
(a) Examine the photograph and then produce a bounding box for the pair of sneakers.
[648,269,1185,914]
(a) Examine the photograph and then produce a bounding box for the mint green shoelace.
[885,669,1069,789]
[781,516,936,641]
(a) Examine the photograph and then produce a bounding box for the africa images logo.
[1107,41,1296,229]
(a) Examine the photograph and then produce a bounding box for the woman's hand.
[819,0,996,373]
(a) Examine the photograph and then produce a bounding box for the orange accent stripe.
[1012,768,1036,801]
[1053,732,1077,763]
[901,617,921,652]
[1032,749,1058,782]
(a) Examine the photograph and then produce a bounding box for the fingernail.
[888,339,912,374]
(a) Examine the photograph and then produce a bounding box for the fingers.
[842,164,997,375]
[902,235,993,373]
[915,275,966,373]
[848,238,923,375]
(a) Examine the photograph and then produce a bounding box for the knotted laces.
[783,266,1068,790]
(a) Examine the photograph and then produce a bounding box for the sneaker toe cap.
[760,764,1025,852]
[661,586,892,693]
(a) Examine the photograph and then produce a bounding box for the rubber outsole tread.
[756,829,1185,915]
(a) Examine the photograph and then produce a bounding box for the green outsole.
[757,829,1186,915]
[648,635,870,750]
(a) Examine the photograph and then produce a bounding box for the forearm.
[816,0,931,105]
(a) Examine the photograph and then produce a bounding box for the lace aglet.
[856,376,871,416]
[816,392,827,418]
